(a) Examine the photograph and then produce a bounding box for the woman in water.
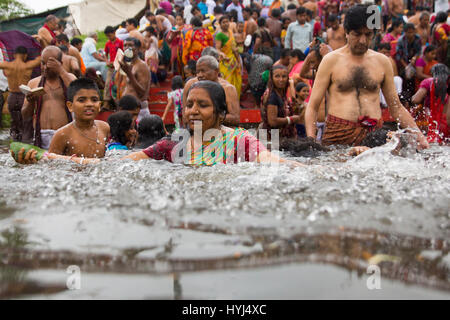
[14,81,303,167]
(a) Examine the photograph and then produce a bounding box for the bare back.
[1,59,39,92]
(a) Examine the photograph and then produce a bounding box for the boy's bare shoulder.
[95,120,110,132]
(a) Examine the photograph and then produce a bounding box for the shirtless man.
[37,15,59,47]
[125,19,146,51]
[303,0,318,18]
[416,12,430,47]
[147,12,173,35]
[305,4,428,149]
[243,8,258,36]
[59,45,81,77]
[156,8,175,27]
[183,56,240,126]
[0,46,41,141]
[56,34,85,73]
[388,0,404,22]
[22,46,77,149]
[119,38,151,122]
[326,14,347,50]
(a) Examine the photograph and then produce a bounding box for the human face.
[176,15,184,26]
[74,43,82,51]
[297,13,306,25]
[379,47,390,57]
[347,27,373,56]
[220,18,230,32]
[296,86,310,102]
[289,55,299,66]
[420,15,429,27]
[237,22,244,33]
[425,49,436,62]
[283,19,291,29]
[125,124,138,148]
[67,89,101,121]
[125,22,134,32]
[48,18,59,31]
[272,68,288,90]
[405,28,415,42]
[196,61,218,81]
[41,49,61,78]
[124,40,138,60]
[185,88,220,133]
[252,12,258,20]
[243,10,250,21]
[281,56,290,66]
[106,32,115,41]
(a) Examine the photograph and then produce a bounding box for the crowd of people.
[1,0,449,167]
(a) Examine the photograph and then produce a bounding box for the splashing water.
[0,130,449,299]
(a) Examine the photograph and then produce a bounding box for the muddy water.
[0,129,449,299]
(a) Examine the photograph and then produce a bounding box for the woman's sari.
[215,31,242,97]
[182,27,213,65]
[432,23,450,63]
[421,78,449,144]
[167,25,191,76]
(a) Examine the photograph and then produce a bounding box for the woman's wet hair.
[344,4,372,33]
[280,138,329,157]
[430,63,449,103]
[290,49,305,61]
[360,128,389,148]
[295,82,308,92]
[118,95,140,111]
[188,80,228,117]
[67,77,100,102]
[107,111,134,146]
[136,115,166,149]
[387,20,402,33]
[171,75,184,90]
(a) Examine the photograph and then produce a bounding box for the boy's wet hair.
[104,25,115,34]
[56,33,69,43]
[118,95,140,111]
[137,115,166,149]
[58,45,68,53]
[107,111,133,146]
[360,128,389,148]
[14,46,27,55]
[70,37,82,46]
[67,77,100,102]
[344,4,373,33]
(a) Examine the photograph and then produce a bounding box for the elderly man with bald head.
[183,55,240,126]
[22,46,77,148]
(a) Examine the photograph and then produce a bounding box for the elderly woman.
[125,80,302,166]
[15,81,303,167]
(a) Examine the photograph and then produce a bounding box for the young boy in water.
[12,78,110,164]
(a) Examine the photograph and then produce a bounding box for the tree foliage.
[0,0,34,22]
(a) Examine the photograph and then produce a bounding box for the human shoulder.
[95,120,110,134]
[27,76,42,88]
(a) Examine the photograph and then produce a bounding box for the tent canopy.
[68,0,145,35]
[0,7,70,35]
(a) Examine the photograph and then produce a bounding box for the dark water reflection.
[0,130,449,298]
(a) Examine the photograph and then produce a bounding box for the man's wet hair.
[257,17,266,27]
[104,26,115,34]
[287,4,297,10]
[156,8,166,15]
[125,37,141,48]
[191,5,200,15]
[136,115,166,149]
[108,111,134,146]
[403,23,415,32]
[126,18,138,27]
[58,45,68,53]
[360,128,389,148]
[290,49,306,61]
[280,48,291,58]
[56,33,69,43]
[344,4,373,33]
[328,14,338,23]
[378,42,391,51]
[67,77,100,102]
[243,7,252,15]
[296,7,306,15]
[70,38,82,46]
[305,9,313,19]
[271,8,281,18]
[171,75,184,90]
[145,10,153,17]
[118,94,140,111]
[188,80,228,117]
[214,6,224,15]
[14,46,27,55]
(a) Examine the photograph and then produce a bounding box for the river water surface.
[0,130,449,299]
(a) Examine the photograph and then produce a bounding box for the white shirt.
[116,28,129,41]
[206,0,216,15]
[435,0,449,13]
[139,16,150,31]
[184,5,193,25]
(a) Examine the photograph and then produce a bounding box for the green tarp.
[0,6,69,35]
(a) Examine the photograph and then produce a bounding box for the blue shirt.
[81,37,99,65]
[107,142,128,151]
[198,2,208,16]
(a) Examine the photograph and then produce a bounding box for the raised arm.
[304,53,333,139]
[25,56,42,69]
